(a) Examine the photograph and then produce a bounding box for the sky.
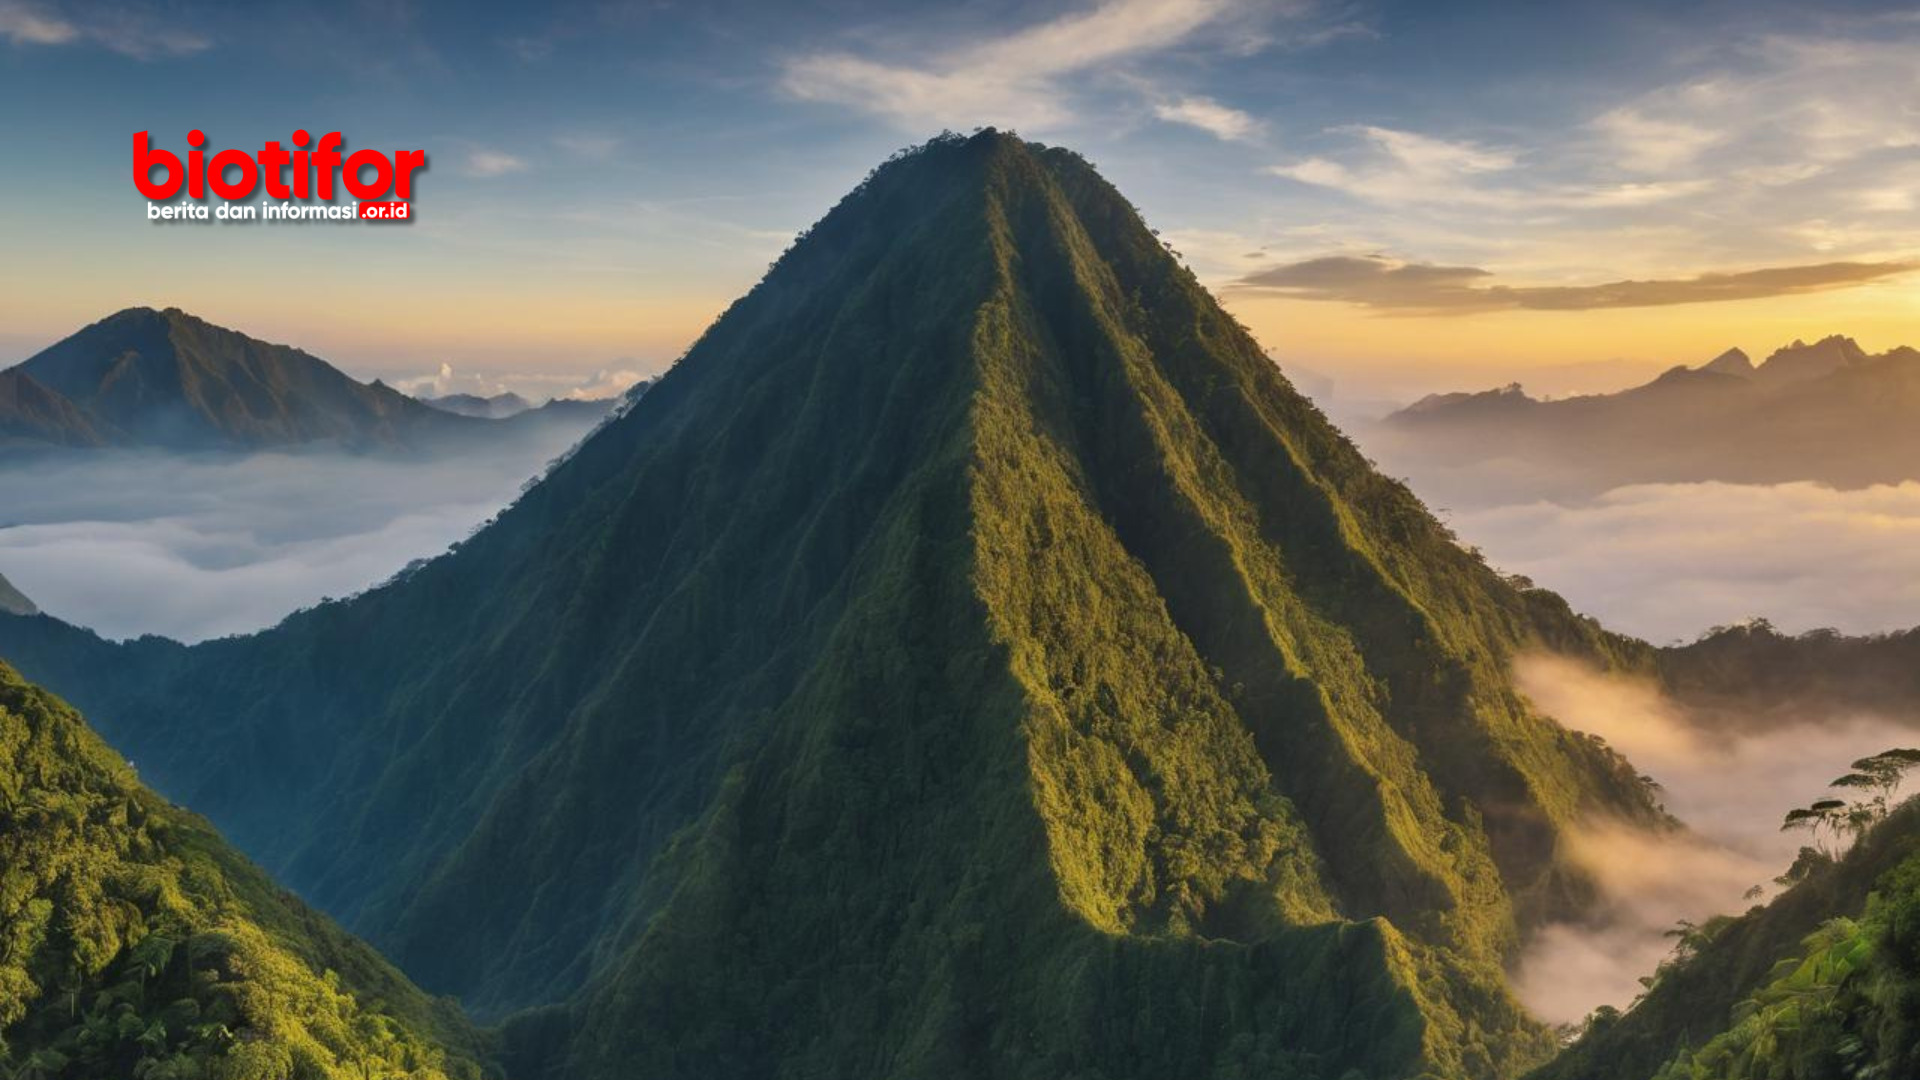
[1,0,1917,403]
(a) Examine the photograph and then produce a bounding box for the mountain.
[0,132,1669,1079]
[0,660,496,1079]
[0,369,108,449]
[0,309,612,455]
[1751,335,1868,388]
[1370,335,1920,503]
[1697,347,1754,378]
[0,571,33,617]
[424,391,534,419]
[496,394,627,433]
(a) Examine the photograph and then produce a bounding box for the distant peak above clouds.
[0,308,612,456]
[1370,336,1920,503]
[421,391,535,420]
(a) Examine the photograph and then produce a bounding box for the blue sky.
[1,0,1915,403]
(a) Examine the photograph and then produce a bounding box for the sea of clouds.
[0,430,583,643]
[1453,480,1920,643]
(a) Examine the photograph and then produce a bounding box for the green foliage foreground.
[0,661,495,1080]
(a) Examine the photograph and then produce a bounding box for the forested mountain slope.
[0,131,1670,1079]
[0,661,496,1079]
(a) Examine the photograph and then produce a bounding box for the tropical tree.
[1782,798,1851,856]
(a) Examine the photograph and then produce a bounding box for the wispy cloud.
[553,133,621,159]
[1235,253,1917,312]
[0,0,209,57]
[0,1,76,45]
[463,149,528,177]
[1271,124,1717,210]
[1593,106,1725,174]
[1153,94,1260,142]
[781,0,1270,131]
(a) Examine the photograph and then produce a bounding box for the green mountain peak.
[0,131,1666,1079]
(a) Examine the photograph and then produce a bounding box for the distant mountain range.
[423,390,535,418]
[0,308,621,455]
[1370,335,1920,502]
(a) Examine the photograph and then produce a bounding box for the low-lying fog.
[1512,652,1916,1026]
[0,426,587,643]
[1449,481,1920,643]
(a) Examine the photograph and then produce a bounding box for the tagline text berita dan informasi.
[135,129,425,223]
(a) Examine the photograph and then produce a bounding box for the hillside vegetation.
[0,661,496,1079]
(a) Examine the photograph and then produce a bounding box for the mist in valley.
[1511,652,1918,1026]
[0,426,588,643]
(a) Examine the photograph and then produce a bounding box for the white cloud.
[553,133,621,159]
[561,367,646,401]
[394,362,512,401]
[1449,481,1920,643]
[464,149,528,177]
[0,1,76,45]
[0,1,208,56]
[1253,25,1920,279]
[1859,187,1916,213]
[781,0,1246,131]
[387,363,650,404]
[1271,125,1714,211]
[1593,107,1724,174]
[1152,94,1260,142]
[0,439,588,643]
[1359,125,1515,175]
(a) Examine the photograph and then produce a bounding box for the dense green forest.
[1656,621,1920,731]
[0,130,1881,1079]
[0,661,496,1079]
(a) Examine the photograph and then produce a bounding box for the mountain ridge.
[423,391,535,419]
[1374,335,1920,499]
[0,308,614,455]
